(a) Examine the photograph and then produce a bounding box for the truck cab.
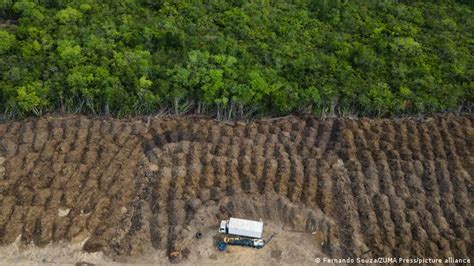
[252,238,265,248]
[219,220,228,234]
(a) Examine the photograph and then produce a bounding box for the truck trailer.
[219,218,264,239]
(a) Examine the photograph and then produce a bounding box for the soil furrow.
[0,114,471,263]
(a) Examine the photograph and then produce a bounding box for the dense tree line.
[0,0,472,118]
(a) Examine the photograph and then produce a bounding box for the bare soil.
[0,114,472,264]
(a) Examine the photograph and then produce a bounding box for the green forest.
[0,0,472,118]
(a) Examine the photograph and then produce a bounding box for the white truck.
[217,217,274,251]
[219,217,264,239]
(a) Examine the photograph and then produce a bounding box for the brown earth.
[0,114,472,264]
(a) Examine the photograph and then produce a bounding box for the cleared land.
[0,114,472,264]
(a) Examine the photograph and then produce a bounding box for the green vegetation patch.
[0,0,472,118]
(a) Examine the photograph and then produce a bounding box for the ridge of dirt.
[0,114,472,263]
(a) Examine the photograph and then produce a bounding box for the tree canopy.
[0,0,472,118]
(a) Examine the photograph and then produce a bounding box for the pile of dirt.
[0,114,472,263]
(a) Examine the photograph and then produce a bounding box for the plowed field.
[0,114,472,264]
